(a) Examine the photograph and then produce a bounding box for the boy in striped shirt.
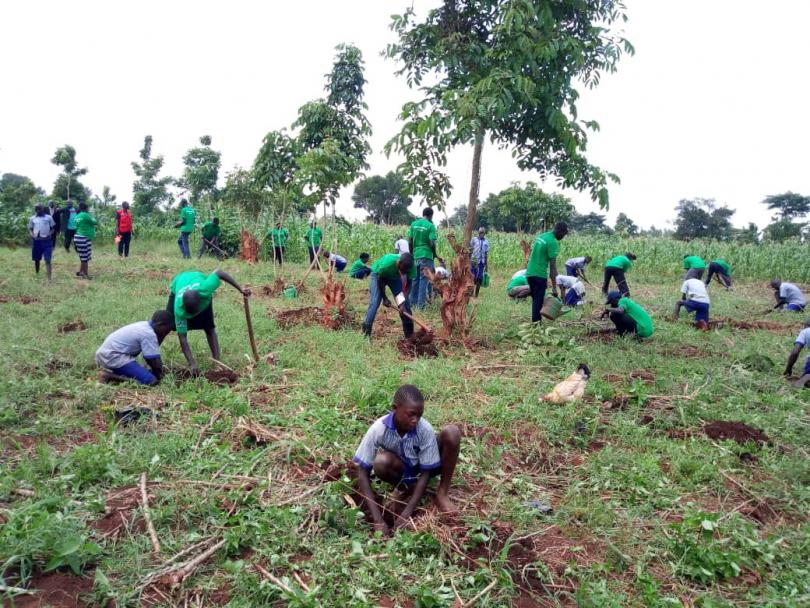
[353,384,461,534]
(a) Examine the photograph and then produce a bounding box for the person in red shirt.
[116,202,133,257]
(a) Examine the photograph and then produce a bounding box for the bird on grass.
[542,364,591,404]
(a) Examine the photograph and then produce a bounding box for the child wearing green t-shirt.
[601,252,637,297]
[349,253,372,279]
[602,291,654,339]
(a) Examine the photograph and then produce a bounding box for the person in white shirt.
[564,256,592,281]
[674,278,711,328]
[784,321,810,387]
[394,235,410,255]
[555,274,586,306]
[28,204,56,280]
[770,280,806,312]
[322,250,348,272]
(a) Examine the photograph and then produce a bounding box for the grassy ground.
[1,239,809,608]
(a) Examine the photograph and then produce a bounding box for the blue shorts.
[333,259,347,272]
[804,356,810,375]
[32,239,53,263]
[683,300,710,322]
[565,265,577,277]
[110,361,157,385]
[787,303,806,312]
[563,290,582,306]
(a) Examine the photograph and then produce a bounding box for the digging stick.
[390,304,433,334]
[243,294,259,362]
[201,237,227,258]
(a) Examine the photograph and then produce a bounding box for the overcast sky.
[2,0,809,230]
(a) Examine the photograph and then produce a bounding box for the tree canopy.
[614,212,639,236]
[570,211,611,235]
[762,191,810,221]
[352,172,414,225]
[0,173,42,212]
[385,0,633,242]
[180,135,221,203]
[50,145,87,202]
[132,136,174,214]
[474,182,573,233]
[673,198,735,241]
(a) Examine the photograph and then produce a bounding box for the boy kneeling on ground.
[353,384,460,535]
[96,310,174,385]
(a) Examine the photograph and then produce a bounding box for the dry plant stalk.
[233,417,281,445]
[520,239,531,265]
[424,234,475,338]
[240,230,259,264]
[140,472,161,554]
[160,539,227,587]
[320,272,348,329]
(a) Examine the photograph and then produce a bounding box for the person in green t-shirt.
[602,291,654,339]
[507,270,530,299]
[349,253,372,279]
[167,269,251,375]
[198,218,222,259]
[601,252,637,297]
[174,199,196,259]
[525,222,569,322]
[363,253,417,338]
[304,221,323,265]
[705,259,733,290]
[73,202,98,279]
[407,207,440,310]
[268,222,290,265]
[682,255,706,281]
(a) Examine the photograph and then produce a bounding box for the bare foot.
[434,493,457,514]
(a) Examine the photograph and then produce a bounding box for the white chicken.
[541,364,591,404]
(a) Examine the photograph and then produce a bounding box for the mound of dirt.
[397,330,439,358]
[92,485,145,539]
[57,320,87,333]
[274,307,322,328]
[5,570,95,608]
[205,370,239,385]
[703,420,771,445]
[259,278,287,297]
[740,501,779,525]
[0,294,39,304]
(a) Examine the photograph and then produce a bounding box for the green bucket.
[482,271,491,288]
[283,286,298,299]
[540,296,563,320]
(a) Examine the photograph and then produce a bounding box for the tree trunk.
[462,130,484,246]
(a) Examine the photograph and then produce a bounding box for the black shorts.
[166,293,216,332]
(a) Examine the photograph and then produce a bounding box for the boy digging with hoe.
[167,269,251,375]
[353,384,460,535]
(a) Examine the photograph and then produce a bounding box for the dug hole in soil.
[0,294,39,304]
[57,319,87,333]
[92,485,146,539]
[703,420,771,446]
[397,330,439,359]
[173,369,240,385]
[2,570,96,608]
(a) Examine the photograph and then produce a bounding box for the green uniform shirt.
[179,206,196,233]
[408,218,437,260]
[507,274,528,292]
[202,222,221,240]
[304,227,322,249]
[619,297,654,338]
[75,211,97,239]
[371,253,416,281]
[712,259,732,275]
[269,228,289,248]
[605,255,633,271]
[349,259,368,275]
[526,231,559,278]
[683,255,706,270]
[170,271,221,334]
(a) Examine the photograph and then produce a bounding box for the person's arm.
[549,259,559,297]
[601,305,625,318]
[28,218,35,238]
[774,293,787,310]
[394,471,431,528]
[355,467,388,534]
[214,269,251,296]
[785,344,803,376]
[177,333,198,374]
[145,356,164,383]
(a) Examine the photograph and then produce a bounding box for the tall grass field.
[0,229,808,607]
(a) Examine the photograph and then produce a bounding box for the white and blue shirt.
[470,237,489,264]
[795,328,810,349]
[780,283,806,307]
[353,412,441,482]
[565,257,587,270]
[95,321,161,370]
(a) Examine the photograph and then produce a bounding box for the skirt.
[74,235,92,262]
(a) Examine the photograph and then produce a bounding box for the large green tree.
[385,0,633,243]
[673,198,735,241]
[570,211,611,234]
[253,130,305,216]
[476,182,572,232]
[293,44,371,212]
[132,135,174,214]
[762,192,810,221]
[179,135,221,203]
[614,212,639,236]
[51,174,90,204]
[50,145,87,202]
[0,173,43,212]
[352,172,414,225]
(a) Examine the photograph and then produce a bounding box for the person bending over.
[784,320,810,387]
[602,290,654,338]
[362,253,416,338]
[602,252,636,297]
[770,280,806,312]
[674,277,711,329]
[96,310,174,385]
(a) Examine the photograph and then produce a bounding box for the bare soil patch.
[397,330,439,359]
[0,294,39,304]
[584,329,615,343]
[703,420,771,446]
[274,307,323,328]
[2,570,94,608]
[57,319,87,333]
[92,485,145,539]
[173,369,239,385]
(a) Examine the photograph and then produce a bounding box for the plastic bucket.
[283,286,297,299]
[540,296,563,320]
[482,272,490,288]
